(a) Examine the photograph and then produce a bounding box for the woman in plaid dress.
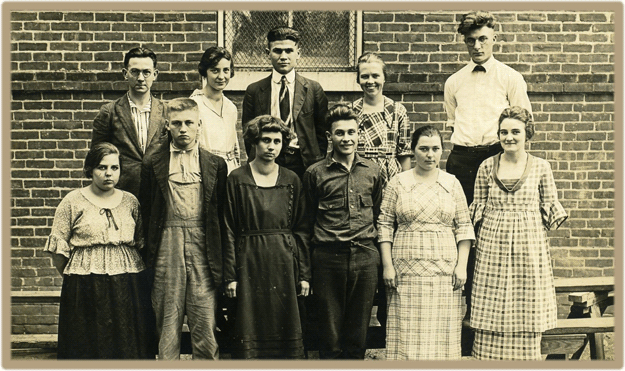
[469,107,567,360]
[378,126,475,360]
[352,53,413,185]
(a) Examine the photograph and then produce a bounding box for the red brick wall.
[10,11,614,327]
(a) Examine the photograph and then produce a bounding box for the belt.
[315,239,376,251]
[452,143,501,154]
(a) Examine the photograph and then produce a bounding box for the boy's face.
[327,119,359,157]
[166,109,200,150]
[266,39,300,75]
[464,26,496,65]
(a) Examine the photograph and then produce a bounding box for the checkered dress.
[469,154,567,359]
[378,170,475,360]
[352,97,412,185]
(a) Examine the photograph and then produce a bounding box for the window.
[222,11,361,72]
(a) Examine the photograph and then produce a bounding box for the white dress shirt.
[270,69,296,123]
[444,57,532,147]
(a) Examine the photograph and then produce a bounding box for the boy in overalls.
[140,98,228,359]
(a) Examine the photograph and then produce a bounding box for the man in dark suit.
[140,98,228,359]
[242,26,329,179]
[91,46,167,198]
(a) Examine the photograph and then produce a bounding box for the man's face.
[327,119,359,157]
[123,57,158,95]
[464,26,496,65]
[266,39,300,75]
[166,109,200,150]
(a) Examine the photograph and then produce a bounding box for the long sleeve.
[291,177,312,282]
[91,103,112,147]
[507,72,533,115]
[313,83,329,154]
[223,175,239,283]
[131,197,144,251]
[377,177,399,244]
[443,78,457,130]
[469,160,490,231]
[395,102,412,157]
[241,86,256,158]
[539,160,568,230]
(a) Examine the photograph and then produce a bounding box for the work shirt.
[303,152,383,245]
[127,93,152,153]
[444,57,532,147]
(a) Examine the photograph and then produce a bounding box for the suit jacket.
[140,140,228,287]
[242,72,329,168]
[91,94,167,198]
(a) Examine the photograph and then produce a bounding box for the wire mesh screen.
[225,11,356,72]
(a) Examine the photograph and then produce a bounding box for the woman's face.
[254,131,283,163]
[91,154,120,193]
[498,118,527,154]
[358,62,385,98]
[413,134,442,172]
[204,58,231,93]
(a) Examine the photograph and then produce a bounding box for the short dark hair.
[457,11,497,35]
[326,104,358,131]
[198,46,235,78]
[356,52,387,83]
[498,106,535,140]
[123,47,157,69]
[267,26,301,48]
[410,125,444,153]
[84,142,120,178]
[244,115,292,156]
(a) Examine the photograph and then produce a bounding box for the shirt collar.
[469,56,497,72]
[127,93,152,112]
[325,152,368,169]
[272,69,296,84]
[170,141,199,154]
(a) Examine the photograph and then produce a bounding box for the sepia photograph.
[4,1,621,368]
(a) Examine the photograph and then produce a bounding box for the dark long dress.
[224,164,311,359]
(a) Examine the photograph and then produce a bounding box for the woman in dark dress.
[224,115,311,359]
[44,142,155,359]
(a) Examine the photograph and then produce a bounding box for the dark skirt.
[57,270,156,359]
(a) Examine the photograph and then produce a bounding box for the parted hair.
[356,52,387,83]
[84,142,120,178]
[267,26,301,47]
[457,11,497,35]
[244,115,292,155]
[498,106,535,140]
[326,104,358,131]
[198,46,235,78]
[410,125,444,153]
[123,47,157,69]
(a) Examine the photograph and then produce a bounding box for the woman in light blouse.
[44,142,155,359]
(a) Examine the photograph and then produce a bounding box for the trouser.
[446,142,501,355]
[152,220,218,360]
[312,240,380,359]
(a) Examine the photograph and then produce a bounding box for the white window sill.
[225,71,361,92]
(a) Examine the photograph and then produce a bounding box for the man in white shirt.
[444,11,533,355]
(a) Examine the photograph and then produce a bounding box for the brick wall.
[10,10,614,331]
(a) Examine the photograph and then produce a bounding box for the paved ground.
[11,333,615,361]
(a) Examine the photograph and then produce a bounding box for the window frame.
[217,10,363,92]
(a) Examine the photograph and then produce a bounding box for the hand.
[298,281,310,297]
[383,265,397,289]
[226,281,237,298]
[452,266,466,291]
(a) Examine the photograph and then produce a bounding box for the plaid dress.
[352,96,412,185]
[378,170,475,360]
[469,154,567,360]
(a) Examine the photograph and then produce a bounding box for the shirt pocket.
[358,194,374,229]
[318,196,347,229]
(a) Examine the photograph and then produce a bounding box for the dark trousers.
[312,241,379,359]
[446,142,501,355]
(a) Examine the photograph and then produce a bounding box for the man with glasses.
[443,11,533,355]
[91,47,167,199]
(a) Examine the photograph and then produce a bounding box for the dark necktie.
[279,75,291,126]
[473,65,486,72]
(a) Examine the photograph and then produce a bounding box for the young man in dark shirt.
[303,104,383,359]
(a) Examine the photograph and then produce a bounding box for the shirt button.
[350,205,354,209]
[349,189,353,193]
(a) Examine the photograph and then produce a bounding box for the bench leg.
[589,303,606,360]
